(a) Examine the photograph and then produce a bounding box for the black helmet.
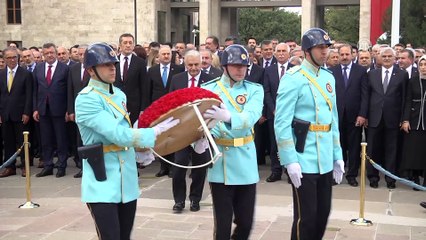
[84,43,119,69]
[301,28,332,51]
[221,44,250,66]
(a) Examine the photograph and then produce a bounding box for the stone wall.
[0,0,159,48]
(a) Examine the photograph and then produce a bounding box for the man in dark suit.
[398,49,418,79]
[33,43,69,178]
[245,49,268,165]
[0,47,32,178]
[365,47,409,189]
[258,40,277,69]
[57,46,77,66]
[147,45,184,177]
[169,50,212,213]
[200,49,223,79]
[114,33,148,124]
[263,43,294,182]
[67,44,89,178]
[330,44,368,187]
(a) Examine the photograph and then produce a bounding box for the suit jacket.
[330,63,368,123]
[263,63,294,119]
[114,54,148,124]
[402,73,426,129]
[169,71,214,92]
[206,66,223,79]
[410,66,419,79]
[246,63,264,84]
[147,63,184,104]
[0,66,32,122]
[67,63,90,114]
[365,67,409,128]
[258,57,277,69]
[33,61,69,117]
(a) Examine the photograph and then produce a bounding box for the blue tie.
[343,66,349,87]
[162,66,168,87]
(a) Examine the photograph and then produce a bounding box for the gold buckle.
[233,138,244,147]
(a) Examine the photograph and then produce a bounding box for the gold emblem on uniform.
[326,83,333,93]
[236,95,246,104]
[241,54,247,60]
[323,34,329,41]
[110,51,116,57]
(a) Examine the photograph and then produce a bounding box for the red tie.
[190,77,196,88]
[123,56,128,81]
[280,65,286,79]
[46,65,52,85]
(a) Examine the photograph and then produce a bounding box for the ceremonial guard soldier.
[75,43,178,240]
[274,28,345,240]
[202,44,264,240]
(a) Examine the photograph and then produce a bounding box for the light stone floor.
[0,159,425,240]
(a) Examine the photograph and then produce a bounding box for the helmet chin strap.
[225,65,237,83]
[93,66,114,94]
[307,49,321,68]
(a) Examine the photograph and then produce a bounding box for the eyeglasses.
[5,56,17,60]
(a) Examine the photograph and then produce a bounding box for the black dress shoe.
[73,170,82,178]
[386,182,396,189]
[37,160,44,168]
[369,181,379,189]
[266,173,282,182]
[36,168,53,177]
[190,201,200,212]
[0,168,16,178]
[420,202,426,209]
[347,178,359,187]
[155,170,169,177]
[173,202,185,213]
[56,169,66,178]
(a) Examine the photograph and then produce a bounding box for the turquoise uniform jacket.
[274,60,343,174]
[75,79,156,203]
[202,75,264,185]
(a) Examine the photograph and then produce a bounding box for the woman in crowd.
[401,55,426,189]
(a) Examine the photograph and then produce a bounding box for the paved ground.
[0,158,425,240]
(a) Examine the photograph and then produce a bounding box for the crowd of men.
[0,35,425,188]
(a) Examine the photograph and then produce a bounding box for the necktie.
[343,66,349,87]
[264,60,269,68]
[162,66,168,87]
[123,56,128,81]
[203,68,208,74]
[383,70,389,93]
[190,77,196,88]
[7,70,13,92]
[46,65,52,85]
[280,65,286,79]
[28,66,32,72]
[82,69,89,81]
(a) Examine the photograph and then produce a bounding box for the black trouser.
[2,120,24,169]
[160,153,174,173]
[291,171,332,240]
[87,200,137,240]
[172,146,208,203]
[367,119,399,183]
[268,119,282,175]
[339,112,362,180]
[210,183,256,240]
[254,121,269,165]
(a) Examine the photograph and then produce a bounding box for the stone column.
[301,0,316,35]
[359,0,371,49]
[199,0,221,44]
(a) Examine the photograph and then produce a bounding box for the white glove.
[136,150,155,166]
[333,160,345,184]
[193,137,209,154]
[153,117,180,136]
[203,103,231,123]
[286,163,303,188]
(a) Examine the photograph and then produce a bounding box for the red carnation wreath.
[137,87,222,156]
